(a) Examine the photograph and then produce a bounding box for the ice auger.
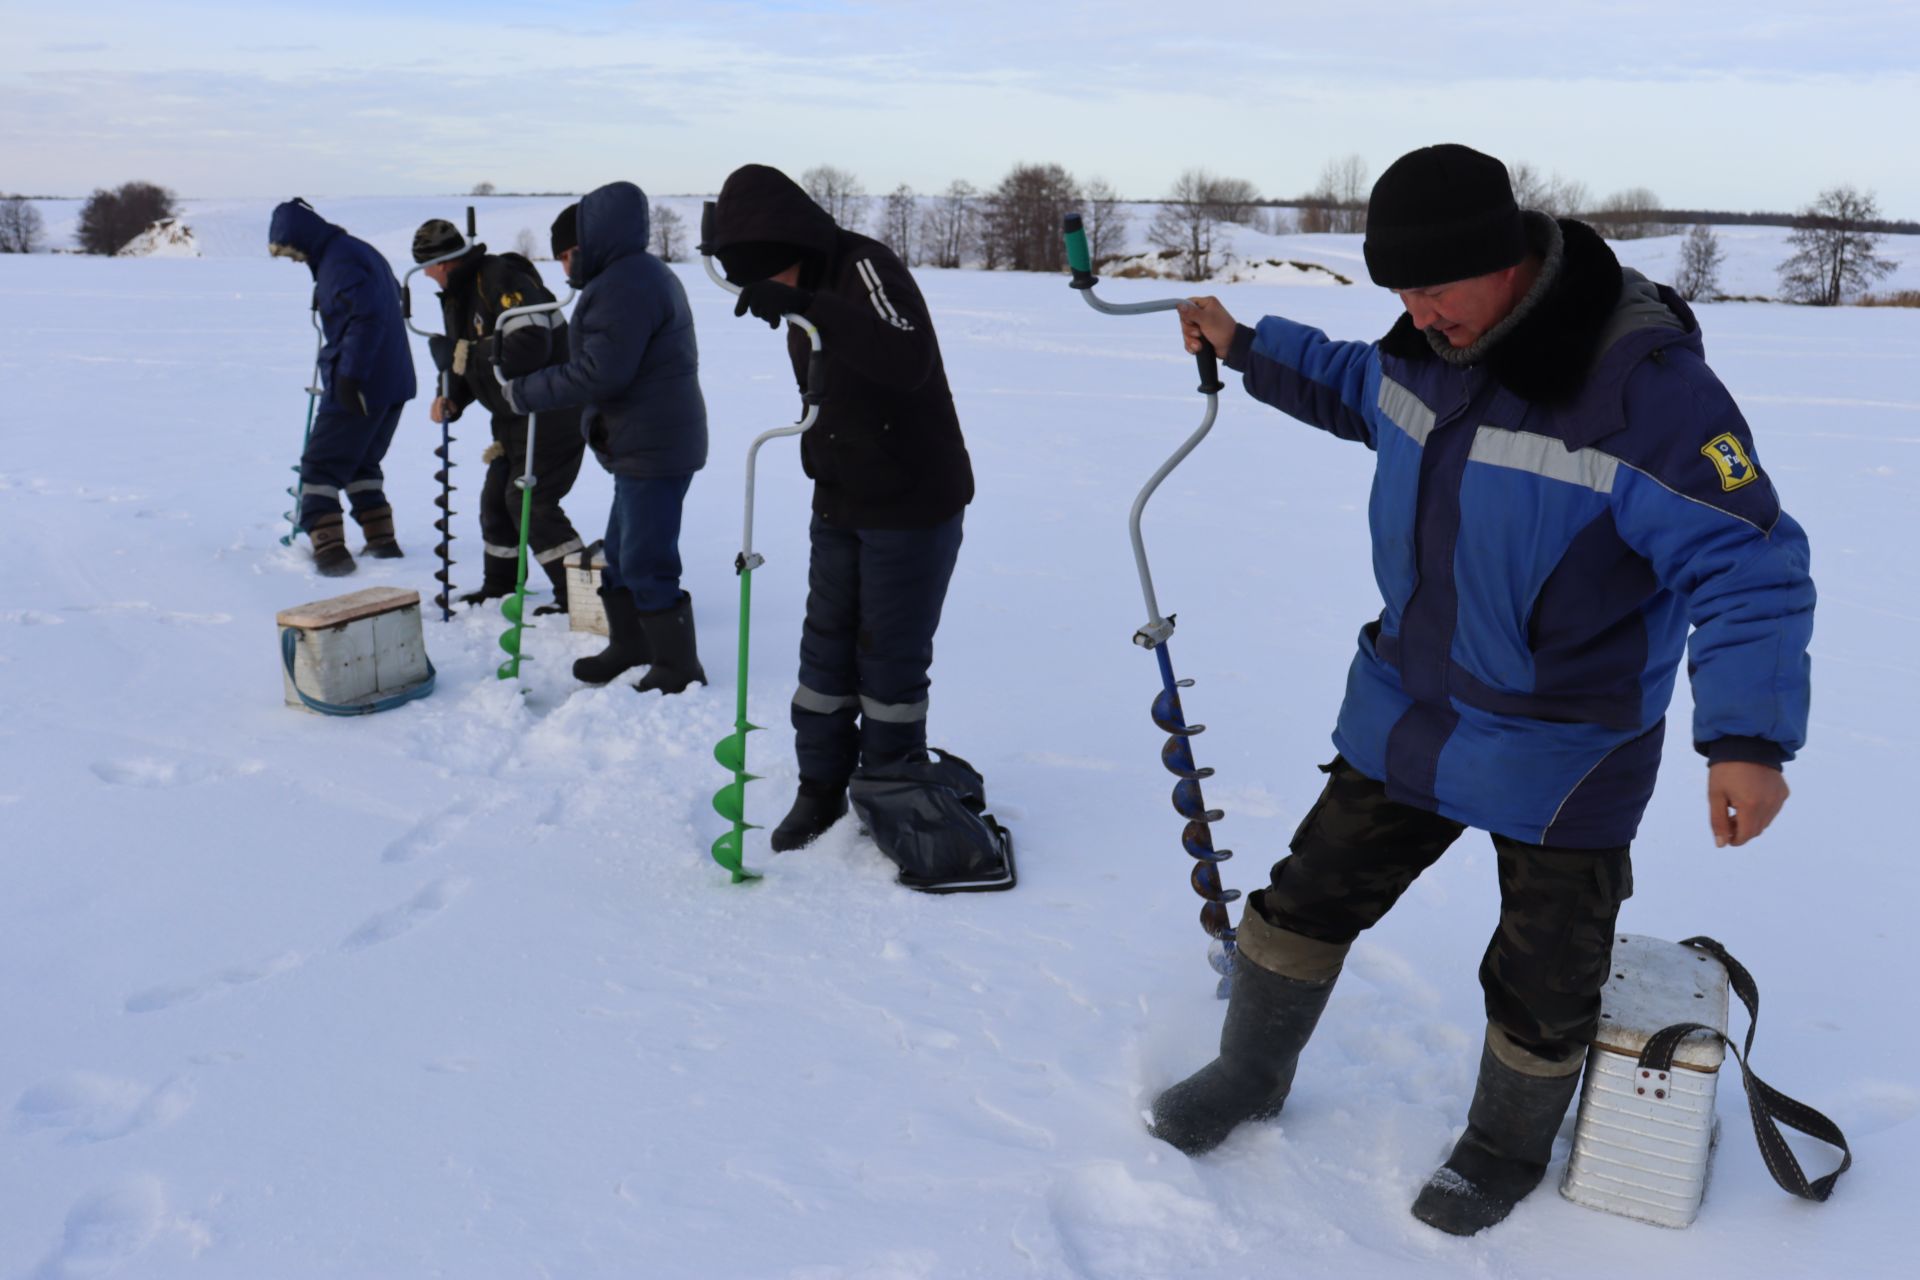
[698,201,826,884]
[279,306,324,547]
[400,206,478,621]
[490,286,574,682]
[1062,213,1240,996]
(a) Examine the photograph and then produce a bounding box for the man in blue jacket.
[1150,145,1814,1236]
[503,185,709,694]
[269,199,417,576]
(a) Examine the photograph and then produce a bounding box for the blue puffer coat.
[267,200,416,414]
[510,182,708,478]
[1224,218,1814,848]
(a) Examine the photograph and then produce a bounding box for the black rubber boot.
[769,780,850,852]
[572,587,649,684]
[308,512,356,578]
[1410,1037,1583,1236]
[460,555,518,607]
[1149,910,1342,1156]
[533,555,570,617]
[635,592,706,695]
[354,504,404,558]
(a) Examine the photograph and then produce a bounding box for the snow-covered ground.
[1,217,1914,1278]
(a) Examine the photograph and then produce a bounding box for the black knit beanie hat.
[550,203,580,258]
[411,218,467,264]
[1363,144,1527,289]
[715,240,807,286]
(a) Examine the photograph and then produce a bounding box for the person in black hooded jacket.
[707,163,976,851]
[504,183,710,695]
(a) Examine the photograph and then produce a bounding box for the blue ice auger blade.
[1152,642,1239,997]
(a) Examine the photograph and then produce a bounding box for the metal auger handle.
[1061,213,1224,649]
[701,200,823,575]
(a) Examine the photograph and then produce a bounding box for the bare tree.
[470,181,497,197]
[919,180,976,269]
[513,227,541,260]
[1672,224,1725,302]
[1148,169,1259,281]
[1591,187,1664,240]
[0,195,45,254]
[651,205,686,262]
[981,162,1080,272]
[802,164,866,231]
[1305,154,1368,233]
[1506,161,1589,219]
[1082,177,1130,262]
[76,181,178,255]
[880,184,917,265]
[1777,184,1897,306]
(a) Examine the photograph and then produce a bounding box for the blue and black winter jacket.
[510,181,708,478]
[1224,218,1814,847]
[267,200,416,414]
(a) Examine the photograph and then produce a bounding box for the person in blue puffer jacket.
[268,198,418,576]
[1148,145,1815,1237]
[503,182,709,695]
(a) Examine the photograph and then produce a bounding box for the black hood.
[708,165,840,264]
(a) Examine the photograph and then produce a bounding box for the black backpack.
[849,749,1017,894]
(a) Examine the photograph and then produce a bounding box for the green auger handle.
[1063,212,1095,286]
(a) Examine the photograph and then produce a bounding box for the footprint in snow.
[124,950,303,1014]
[90,756,264,789]
[30,1177,168,1280]
[12,1073,193,1143]
[381,798,497,863]
[341,878,469,951]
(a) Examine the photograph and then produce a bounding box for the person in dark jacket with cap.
[412,218,587,613]
[706,163,975,852]
[503,184,709,694]
[269,198,418,576]
[1151,144,1814,1236]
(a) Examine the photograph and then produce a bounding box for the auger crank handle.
[1063,213,1096,289]
[1195,344,1223,395]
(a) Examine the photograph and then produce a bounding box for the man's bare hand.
[429,395,457,424]
[1708,762,1789,847]
[1179,296,1237,358]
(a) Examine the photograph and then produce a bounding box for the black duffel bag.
[849,749,1017,894]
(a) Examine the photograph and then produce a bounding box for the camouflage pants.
[1252,756,1633,1063]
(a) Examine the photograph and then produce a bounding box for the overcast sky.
[8,0,1918,216]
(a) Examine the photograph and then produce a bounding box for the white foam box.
[1561,933,1731,1228]
[564,546,609,636]
[277,586,430,713]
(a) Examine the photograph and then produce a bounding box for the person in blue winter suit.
[502,183,709,695]
[1150,145,1814,1236]
[268,198,418,576]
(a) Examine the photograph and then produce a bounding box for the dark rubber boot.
[635,592,706,695]
[354,504,403,558]
[1410,1037,1583,1236]
[572,587,648,684]
[769,780,849,852]
[309,513,356,577]
[1149,909,1343,1156]
[460,555,518,607]
[533,554,570,617]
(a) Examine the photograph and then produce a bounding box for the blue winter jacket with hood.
[267,200,416,414]
[510,182,708,478]
[1223,216,1813,848]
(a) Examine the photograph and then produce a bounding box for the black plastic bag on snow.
[849,749,1016,894]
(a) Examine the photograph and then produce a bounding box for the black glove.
[333,374,371,416]
[734,281,813,329]
[427,335,455,374]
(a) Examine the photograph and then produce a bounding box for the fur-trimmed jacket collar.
[1379,216,1655,405]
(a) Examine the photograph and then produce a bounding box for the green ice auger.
[280,307,324,546]
[699,201,825,883]
[491,288,575,681]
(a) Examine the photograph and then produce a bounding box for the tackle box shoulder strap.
[1635,935,1851,1203]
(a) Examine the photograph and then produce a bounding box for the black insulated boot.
[308,513,356,578]
[1410,1037,1583,1236]
[769,780,849,852]
[635,592,706,695]
[1149,912,1341,1156]
[533,554,571,617]
[461,554,518,607]
[572,587,648,684]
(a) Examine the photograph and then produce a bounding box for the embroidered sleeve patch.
[1701,433,1759,491]
[499,291,524,310]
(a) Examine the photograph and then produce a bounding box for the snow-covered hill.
[0,231,1912,1277]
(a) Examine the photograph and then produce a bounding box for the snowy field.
[1,206,1915,1278]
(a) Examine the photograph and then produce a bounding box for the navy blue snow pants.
[792,512,964,787]
[601,472,693,613]
[299,401,403,522]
